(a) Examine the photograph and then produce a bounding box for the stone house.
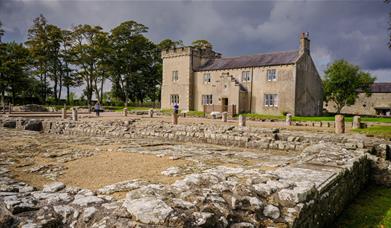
[160,33,323,116]
[325,83,391,116]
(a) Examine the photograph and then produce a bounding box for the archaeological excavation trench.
[0,118,390,227]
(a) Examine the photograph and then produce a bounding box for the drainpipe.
[250,67,254,113]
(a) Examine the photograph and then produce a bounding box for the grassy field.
[160,109,205,117]
[335,186,391,228]
[241,113,391,123]
[112,106,151,112]
[352,126,391,139]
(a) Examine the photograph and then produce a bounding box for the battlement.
[161,46,221,59]
[161,47,192,59]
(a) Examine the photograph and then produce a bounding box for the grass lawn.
[335,185,391,228]
[241,113,391,123]
[352,126,391,139]
[160,109,205,117]
[112,106,151,112]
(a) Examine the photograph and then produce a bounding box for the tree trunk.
[1,89,4,113]
[44,73,47,103]
[66,86,70,104]
[53,77,58,103]
[100,78,104,104]
[58,74,62,104]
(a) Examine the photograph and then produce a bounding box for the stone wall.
[325,93,391,116]
[39,119,381,153]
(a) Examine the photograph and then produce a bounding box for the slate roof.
[370,83,391,93]
[196,50,300,71]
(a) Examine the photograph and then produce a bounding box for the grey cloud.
[0,0,390,82]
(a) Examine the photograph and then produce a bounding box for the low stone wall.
[293,156,370,227]
[37,119,381,153]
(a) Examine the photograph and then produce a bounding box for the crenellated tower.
[161,46,220,111]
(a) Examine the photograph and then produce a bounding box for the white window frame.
[172,71,178,82]
[241,71,251,82]
[267,69,277,81]
[202,94,213,105]
[170,94,179,104]
[264,94,278,107]
[203,73,211,84]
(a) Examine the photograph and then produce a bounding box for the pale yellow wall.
[326,93,391,115]
[251,65,296,115]
[295,53,323,116]
[192,65,296,115]
[161,48,193,110]
[193,70,242,113]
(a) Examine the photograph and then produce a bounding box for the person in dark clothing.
[94,102,100,117]
[173,103,179,115]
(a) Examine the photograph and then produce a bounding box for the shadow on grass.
[335,185,391,228]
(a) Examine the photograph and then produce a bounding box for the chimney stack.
[299,32,310,55]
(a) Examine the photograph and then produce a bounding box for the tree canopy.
[191,40,213,49]
[323,59,376,113]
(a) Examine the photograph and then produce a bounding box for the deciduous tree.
[26,14,50,103]
[323,60,376,113]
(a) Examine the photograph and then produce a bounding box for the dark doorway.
[221,98,228,112]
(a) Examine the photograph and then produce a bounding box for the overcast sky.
[0,0,390,97]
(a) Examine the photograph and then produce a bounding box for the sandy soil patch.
[59,151,191,190]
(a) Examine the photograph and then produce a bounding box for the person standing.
[173,102,179,115]
[95,102,100,117]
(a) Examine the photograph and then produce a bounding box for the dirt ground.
[60,151,189,189]
[0,126,300,198]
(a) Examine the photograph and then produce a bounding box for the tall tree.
[0,42,32,104]
[69,24,104,106]
[0,21,5,108]
[61,29,80,104]
[323,59,376,113]
[0,21,4,43]
[93,31,111,103]
[109,20,148,106]
[46,24,63,103]
[25,14,49,103]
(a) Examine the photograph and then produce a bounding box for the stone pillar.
[335,114,345,134]
[286,113,292,126]
[352,116,361,129]
[239,115,246,127]
[72,108,78,121]
[222,112,228,122]
[123,108,128,117]
[61,108,67,120]
[149,109,154,118]
[172,112,178,125]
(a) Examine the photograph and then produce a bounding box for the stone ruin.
[0,117,390,227]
